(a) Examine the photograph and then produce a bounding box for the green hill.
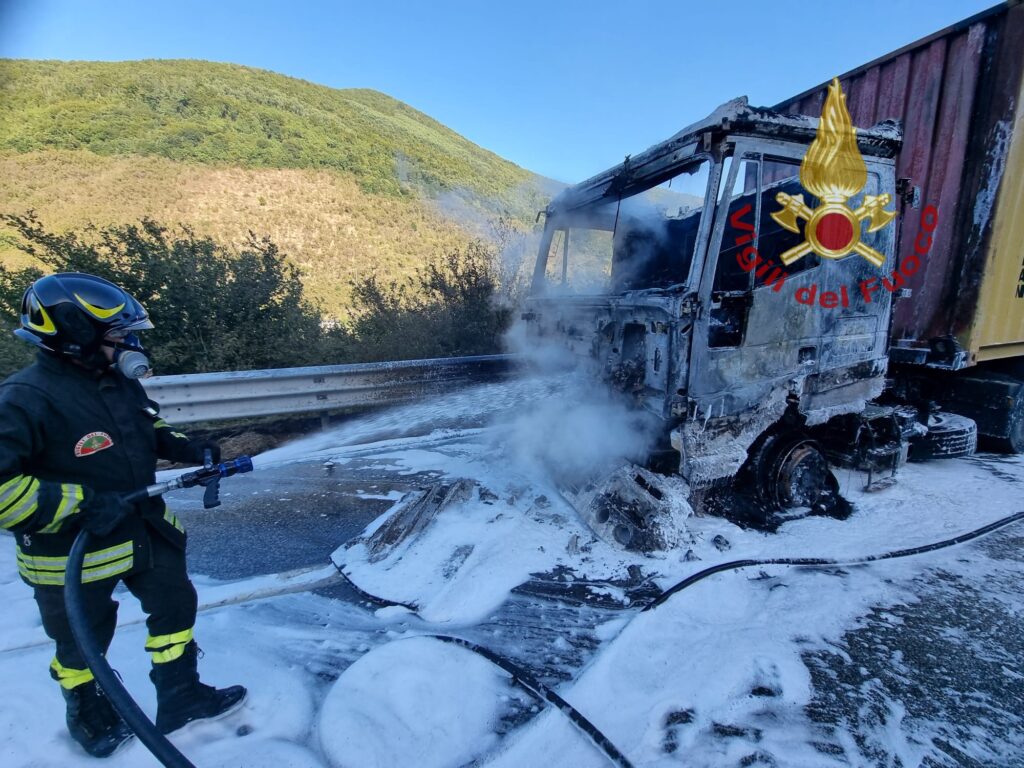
[0,59,554,313]
[0,59,543,202]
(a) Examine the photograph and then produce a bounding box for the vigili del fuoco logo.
[728,77,938,309]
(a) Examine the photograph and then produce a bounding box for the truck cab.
[525,98,905,504]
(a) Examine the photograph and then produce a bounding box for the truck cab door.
[686,140,896,443]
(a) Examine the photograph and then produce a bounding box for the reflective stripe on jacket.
[17,540,135,586]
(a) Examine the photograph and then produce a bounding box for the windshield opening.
[539,157,712,295]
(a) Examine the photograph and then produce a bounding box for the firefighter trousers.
[33,531,198,682]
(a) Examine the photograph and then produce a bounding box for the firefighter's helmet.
[14,273,153,358]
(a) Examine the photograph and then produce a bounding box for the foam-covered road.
[163,433,1024,767]
[2,382,1022,766]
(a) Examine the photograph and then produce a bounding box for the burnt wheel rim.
[771,440,829,508]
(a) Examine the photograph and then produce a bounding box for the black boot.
[149,641,246,734]
[62,680,135,758]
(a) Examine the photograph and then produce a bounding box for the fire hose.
[644,508,1024,611]
[64,455,253,768]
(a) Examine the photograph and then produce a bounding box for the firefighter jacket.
[0,352,197,587]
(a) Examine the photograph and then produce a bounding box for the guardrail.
[141,354,520,424]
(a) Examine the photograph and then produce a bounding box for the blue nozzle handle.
[129,455,255,502]
[218,456,253,477]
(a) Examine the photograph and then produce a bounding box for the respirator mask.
[104,332,153,379]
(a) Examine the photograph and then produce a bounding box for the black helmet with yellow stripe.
[15,273,153,359]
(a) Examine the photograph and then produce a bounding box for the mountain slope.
[0,59,552,314]
[0,150,476,313]
[0,59,540,202]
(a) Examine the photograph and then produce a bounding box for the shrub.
[0,264,39,376]
[0,213,341,376]
[0,213,525,379]
[348,236,515,362]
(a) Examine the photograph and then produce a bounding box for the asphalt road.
[804,525,1024,767]
[165,457,438,580]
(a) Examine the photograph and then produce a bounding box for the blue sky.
[0,0,995,182]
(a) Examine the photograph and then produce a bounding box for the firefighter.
[0,273,246,758]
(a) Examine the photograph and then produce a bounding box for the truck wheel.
[993,394,1024,454]
[908,412,978,461]
[752,432,830,510]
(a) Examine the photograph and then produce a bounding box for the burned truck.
[524,3,1024,538]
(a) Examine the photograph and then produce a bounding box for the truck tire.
[925,370,1023,454]
[751,432,830,510]
[992,392,1024,454]
[908,412,977,461]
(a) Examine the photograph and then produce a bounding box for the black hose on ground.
[431,635,634,768]
[645,509,1024,611]
[65,528,196,768]
[341,510,1024,768]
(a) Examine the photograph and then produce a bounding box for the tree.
[348,236,515,362]
[0,263,40,377]
[0,213,345,377]
[0,212,522,380]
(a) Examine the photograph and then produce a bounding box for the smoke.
[490,215,541,308]
[491,324,660,488]
[391,163,549,309]
[488,376,659,487]
[486,197,674,488]
[253,373,569,468]
[385,151,662,488]
[429,187,495,239]
[419,184,545,310]
[257,160,665,486]
[536,179,707,298]
[607,181,707,293]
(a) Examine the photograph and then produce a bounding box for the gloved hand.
[80,491,133,537]
[185,439,221,466]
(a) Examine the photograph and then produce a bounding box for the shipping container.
[774,0,1024,367]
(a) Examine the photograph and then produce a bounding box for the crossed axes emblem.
[772,191,895,267]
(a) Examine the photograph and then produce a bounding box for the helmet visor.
[119,317,155,332]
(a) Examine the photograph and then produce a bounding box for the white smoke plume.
[390,151,663,489]
[491,323,660,488]
[489,377,659,487]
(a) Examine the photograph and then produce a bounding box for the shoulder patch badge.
[75,432,114,457]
